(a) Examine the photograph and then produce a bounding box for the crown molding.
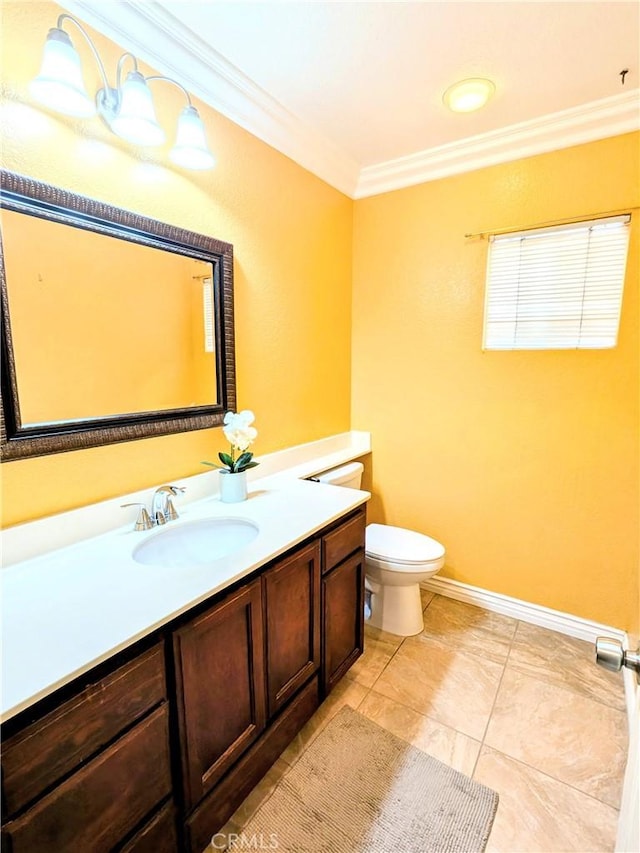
[56,0,361,196]
[355,90,640,198]
[56,2,639,199]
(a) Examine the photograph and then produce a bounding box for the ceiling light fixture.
[443,78,496,113]
[30,14,215,170]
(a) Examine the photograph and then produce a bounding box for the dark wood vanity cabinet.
[321,510,366,694]
[172,578,267,811]
[1,644,174,853]
[322,549,366,693]
[1,505,366,853]
[176,515,363,851]
[263,540,321,717]
[177,539,322,851]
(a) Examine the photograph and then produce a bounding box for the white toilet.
[315,462,445,636]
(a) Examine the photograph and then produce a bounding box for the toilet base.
[366,581,424,636]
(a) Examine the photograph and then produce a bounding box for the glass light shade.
[30,27,95,118]
[169,105,215,170]
[443,78,496,113]
[110,70,165,146]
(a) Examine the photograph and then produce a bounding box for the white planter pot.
[219,469,248,503]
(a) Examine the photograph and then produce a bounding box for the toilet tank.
[315,462,363,489]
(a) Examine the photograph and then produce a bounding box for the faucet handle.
[158,485,185,496]
[121,503,153,532]
[165,497,179,521]
[164,485,185,520]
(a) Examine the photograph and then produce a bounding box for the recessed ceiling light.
[443,78,496,113]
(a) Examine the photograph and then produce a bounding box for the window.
[203,277,215,353]
[483,215,631,350]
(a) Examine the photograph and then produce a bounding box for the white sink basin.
[133,517,259,568]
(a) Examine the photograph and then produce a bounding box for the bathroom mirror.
[0,170,236,461]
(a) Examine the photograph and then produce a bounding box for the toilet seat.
[365,523,445,567]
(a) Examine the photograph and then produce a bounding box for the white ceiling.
[59,1,640,197]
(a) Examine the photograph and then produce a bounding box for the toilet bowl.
[314,463,445,636]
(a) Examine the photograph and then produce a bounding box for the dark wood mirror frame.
[0,170,236,461]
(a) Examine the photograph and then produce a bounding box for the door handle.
[595,637,640,674]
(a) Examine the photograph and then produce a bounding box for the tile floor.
[214,593,629,852]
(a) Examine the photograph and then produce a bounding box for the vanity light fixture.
[30,14,215,170]
[443,78,496,113]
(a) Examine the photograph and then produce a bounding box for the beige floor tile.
[475,746,619,853]
[420,587,435,610]
[363,622,405,648]
[373,636,504,740]
[509,621,626,711]
[416,596,517,664]
[280,677,369,766]
[229,758,290,829]
[359,690,481,776]
[485,668,627,808]
[346,634,400,688]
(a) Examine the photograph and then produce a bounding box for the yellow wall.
[2,4,638,633]
[4,210,212,420]
[0,1,353,525]
[352,133,639,630]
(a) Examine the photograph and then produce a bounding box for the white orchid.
[222,410,258,453]
[202,410,260,474]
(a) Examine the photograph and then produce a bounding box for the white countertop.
[1,432,371,723]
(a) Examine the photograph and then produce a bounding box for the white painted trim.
[617,666,639,851]
[56,0,360,197]
[356,91,640,198]
[55,2,639,198]
[421,575,625,644]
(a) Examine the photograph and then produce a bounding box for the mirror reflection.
[2,208,218,425]
[0,170,236,461]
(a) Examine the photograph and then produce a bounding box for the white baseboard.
[422,574,638,850]
[421,576,625,645]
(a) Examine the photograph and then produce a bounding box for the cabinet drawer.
[118,800,177,853]
[2,704,172,853]
[2,643,166,816]
[322,509,366,574]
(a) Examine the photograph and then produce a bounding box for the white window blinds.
[483,215,630,350]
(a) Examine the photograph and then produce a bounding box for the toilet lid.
[365,523,445,565]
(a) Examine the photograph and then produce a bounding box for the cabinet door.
[173,579,266,810]
[263,540,321,718]
[322,549,365,694]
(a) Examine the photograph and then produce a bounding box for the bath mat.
[240,705,498,852]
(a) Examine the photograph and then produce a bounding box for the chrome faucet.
[151,485,185,526]
[122,484,186,531]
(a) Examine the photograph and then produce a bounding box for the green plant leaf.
[236,460,260,472]
[218,452,234,468]
[235,451,253,468]
[201,460,224,469]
